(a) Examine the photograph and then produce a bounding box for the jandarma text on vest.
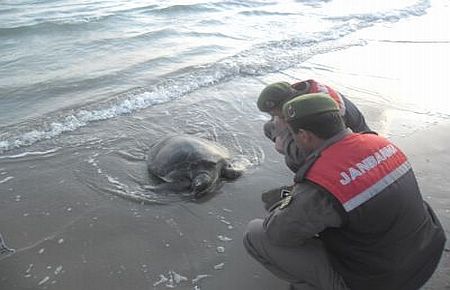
[339,144,398,185]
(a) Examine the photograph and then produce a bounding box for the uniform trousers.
[243,219,349,290]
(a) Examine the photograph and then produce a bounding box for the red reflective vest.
[305,133,411,211]
[292,79,346,116]
[302,132,445,290]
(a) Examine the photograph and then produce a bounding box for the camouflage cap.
[257,82,296,113]
[282,93,339,122]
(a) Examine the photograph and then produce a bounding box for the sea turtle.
[146,135,242,198]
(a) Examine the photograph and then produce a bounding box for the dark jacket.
[296,131,446,290]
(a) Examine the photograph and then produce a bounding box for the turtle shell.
[147,135,230,182]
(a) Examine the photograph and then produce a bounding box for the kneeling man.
[244,93,446,290]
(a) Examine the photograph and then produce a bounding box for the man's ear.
[298,129,309,142]
[305,130,315,143]
[298,129,316,148]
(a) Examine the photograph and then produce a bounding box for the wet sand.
[0,74,448,290]
[1,6,449,290]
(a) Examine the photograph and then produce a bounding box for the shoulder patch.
[279,195,293,209]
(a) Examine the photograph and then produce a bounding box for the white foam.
[213,263,224,270]
[217,235,232,242]
[0,176,14,184]
[0,42,364,154]
[153,274,168,287]
[54,265,63,275]
[0,148,60,159]
[25,264,33,274]
[153,271,188,288]
[0,0,430,154]
[192,274,210,284]
[38,276,50,286]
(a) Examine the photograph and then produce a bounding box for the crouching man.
[244,93,446,290]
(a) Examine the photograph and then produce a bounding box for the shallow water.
[0,78,292,290]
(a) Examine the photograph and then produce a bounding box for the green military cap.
[257,82,296,112]
[282,93,339,122]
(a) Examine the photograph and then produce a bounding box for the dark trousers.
[243,219,349,290]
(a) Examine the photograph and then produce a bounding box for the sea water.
[1,0,446,153]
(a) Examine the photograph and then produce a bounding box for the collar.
[294,128,352,182]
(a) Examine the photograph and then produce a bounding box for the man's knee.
[244,218,264,238]
[243,219,266,257]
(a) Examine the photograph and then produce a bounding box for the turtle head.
[192,172,213,198]
[222,163,243,180]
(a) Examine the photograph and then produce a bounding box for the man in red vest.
[257,80,370,209]
[258,79,370,172]
[244,93,446,290]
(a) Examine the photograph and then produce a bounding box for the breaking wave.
[0,0,431,154]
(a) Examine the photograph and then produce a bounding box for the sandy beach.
[0,2,449,290]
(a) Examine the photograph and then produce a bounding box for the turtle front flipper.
[192,172,214,198]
